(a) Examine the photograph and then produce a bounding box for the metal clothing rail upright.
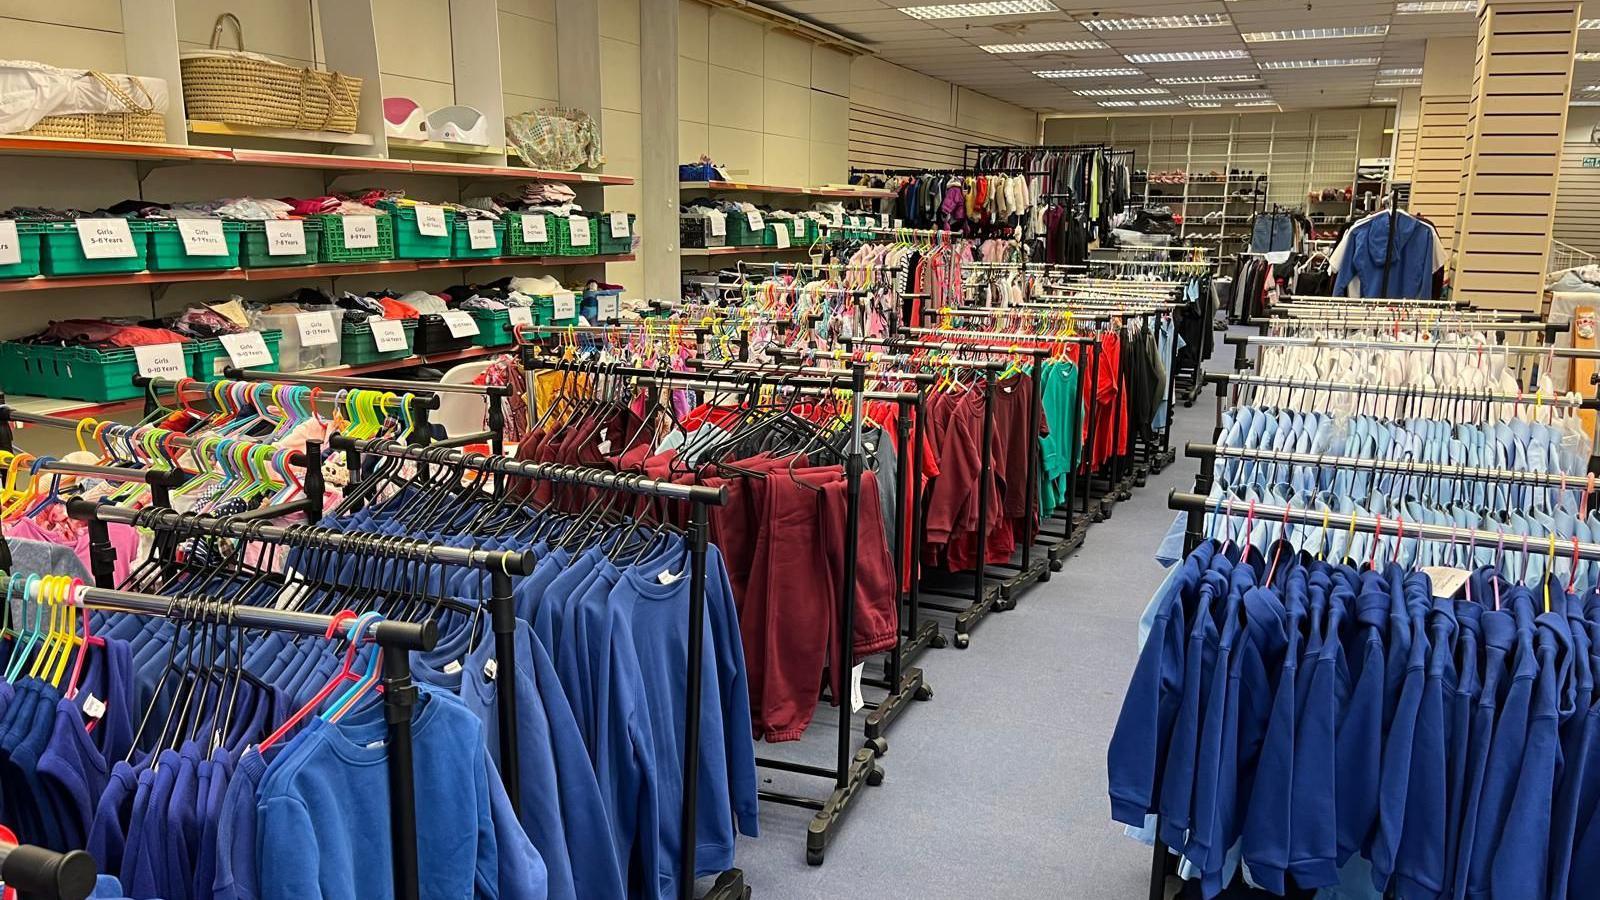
[0,568,439,900]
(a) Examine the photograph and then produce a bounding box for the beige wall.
[1552,104,1600,258]
[849,55,1040,170]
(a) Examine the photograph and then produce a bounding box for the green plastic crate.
[381,203,454,260]
[189,329,283,380]
[452,217,506,259]
[39,219,152,276]
[554,214,600,257]
[310,213,396,263]
[725,214,767,247]
[341,319,417,366]
[502,212,556,256]
[239,219,324,268]
[0,340,199,402]
[467,308,517,347]
[0,220,44,280]
[145,219,246,271]
[597,212,635,255]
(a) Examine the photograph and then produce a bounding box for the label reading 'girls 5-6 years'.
[76,218,137,259]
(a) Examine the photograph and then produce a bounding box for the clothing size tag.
[1422,566,1473,598]
[850,662,865,713]
[0,220,19,266]
[484,658,498,681]
[467,219,497,250]
[133,343,186,380]
[443,660,463,675]
[658,567,684,585]
[341,215,380,249]
[81,693,106,720]
[264,219,306,256]
[608,211,630,238]
[567,215,592,247]
[772,222,790,249]
[76,218,137,259]
[521,214,549,244]
[370,318,408,352]
[598,295,619,321]
[442,310,480,338]
[296,311,339,347]
[221,331,273,369]
[415,204,449,237]
[177,219,229,256]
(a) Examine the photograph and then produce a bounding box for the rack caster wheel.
[953,633,971,650]
[930,633,948,649]
[866,736,888,757]
[1040,570,1052,583]
[867,766,885,787]
[806,849,825,867]
[915,683,933,701]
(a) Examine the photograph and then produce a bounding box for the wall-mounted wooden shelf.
[188,120,377,146]
[0,254,636,294]
[679,180,895,199]
[680,246,813,257]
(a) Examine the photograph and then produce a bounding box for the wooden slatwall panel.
[1451,0,1579,311]
[1393,128,1420,182]
[1410,97,1471,252]
[849,101,1038,170]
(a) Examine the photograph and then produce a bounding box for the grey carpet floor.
[728,379,1219,899]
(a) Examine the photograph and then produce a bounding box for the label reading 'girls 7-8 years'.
[264,220,306,256]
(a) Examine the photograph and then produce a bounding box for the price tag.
[508,307,533,328]
[264,220,306,256]
[893,218,903,230]
[745,210,764,231]
[76,218,137,259]
[608,211,631,238]
[342,215,380,249]
[467,219,497,250]
[133,343,186,380]
[850,662,865,713]
[370,318,408,352]
[567,215,592,248]
[707,211,726,237]
[552,290,576,320]
[177,219,228,256]
[598,294,620,321]
[296,311,339,347]
[830,210,843,229]
[520,214,548,244]
[772,221,790,249]
[879,213,890,228]
[442,310,479,337]
[0,220,19,267]
[415,204,449,237]
[221,331,273,369]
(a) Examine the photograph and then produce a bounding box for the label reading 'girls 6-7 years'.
[177,219,228,256]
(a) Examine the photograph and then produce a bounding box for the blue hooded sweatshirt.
[1332,211,1436,300]
[1287,563,1351,889]
[1335,568,1393,865]
[1239,557,1309,894]
[1369,568,1433,893]
[1464,586,1538,897]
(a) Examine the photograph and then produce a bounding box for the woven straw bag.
[18,71,166,143]
[180,14,362,133]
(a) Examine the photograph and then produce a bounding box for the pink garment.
[6,516,141,586]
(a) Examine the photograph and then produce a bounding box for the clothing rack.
[0,840,97,900]
[0,565,439,900]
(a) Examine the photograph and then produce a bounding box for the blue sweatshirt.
[703,546,760,839]
[1451,600,1515,900]
[1465,587,1538,897]
[1369,566,1431,893]
[212,746,268,900]
[1290,565,1350,888]
[1390,587,1457,898]
[1188,557,1256,890]
[1335,569,1391,865]
[1108,541,1217,825]
[1332,212,1437,300]
[1442,599,1482,895]
[1157,560,1231,853]
[1240,561,1309,893]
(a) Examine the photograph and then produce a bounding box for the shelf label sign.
[342,215,380,249]
[221,331,273,369]
[177,219,229,256]
[706,211,726,237]
[467,219,497,250]
[772,221,790,249]
[608,212,630,238]
[598,294,620,321]
[552,291,576,320]
[508,307,534,329]
[0,221,19,267]
[521,214,548,245]
[264,220,306,256]
[134,343,186,380]
[296,311,339,347]
[745,210,764,231]
[77,218,137,259]
[567,216,592,247]
[442,310,480,337]
[415,204,449,237]
[370,318,408,352]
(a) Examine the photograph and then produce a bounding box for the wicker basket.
[180,14,362,133]
[17,71,166,144]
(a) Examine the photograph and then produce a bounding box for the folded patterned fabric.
[28,319,190,348]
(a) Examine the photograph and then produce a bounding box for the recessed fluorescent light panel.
[1379,66,1423,76]
[1139,99,1182,106]
[1581,19,1600,28]
[1376,77,1423,86]
[1235,100,1280,107]
[1397,1,1476,12]
[1073,87,1170,96]
[1578,52,1600,61]
[1243,25,1389,42]
[1182,91,1274,102]
[900,1,1057,20]
[1081,13,1229,31]
[1034,67,1143,78]
[1258,57,1380,69]
[1125,50,1249,64]
[1188,102,1223,108]
[1154,74,1262,85]
[1097,100,1139,107]
[979,40,1107,53]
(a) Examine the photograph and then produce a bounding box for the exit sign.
[1584,156,1600,168]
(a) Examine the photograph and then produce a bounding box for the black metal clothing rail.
[0,841,97,900]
